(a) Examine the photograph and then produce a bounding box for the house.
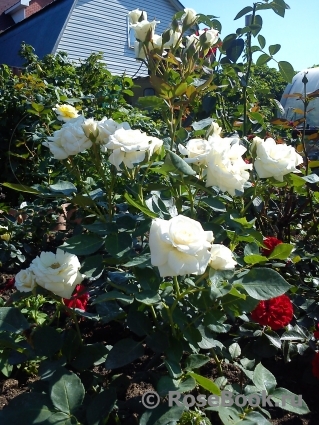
[0,0,185,78]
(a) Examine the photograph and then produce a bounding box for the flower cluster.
[179,124,252,196]
[15,248,84,299]
[43,111,162,169]
[250,294,293,330]
[129,7,219,61]
[149,215,236,277]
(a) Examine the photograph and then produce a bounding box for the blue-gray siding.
[55,0,181,77]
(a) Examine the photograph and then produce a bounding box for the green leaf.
[127,309,152,336]
[86,388,117,425]
[252,362,277,393]
[167,150,196,176]
[50,368,85,415]
[71,343,109,370]
[124,192,157,218]
[175,82,188,96]
[258,34,266,49]
[184,354,210,371]
[188,372,221,395]
[105,338,144,369]
[135,290,161,305]
[229,342,241,359]
[31,102,44,112]
[71,194,96,207]
[0,307,30,333]
[104,232,132,258]
[49,180,77,195]
[61,234,104,255]
[270,388,310,414]
[81,254,104,278]
[240,268,290,300]
[202,197,226,212]
[278,61,295,83]
[137,96,167,110]
[226,39,245,63]
[244,254,267,265]
[250,15,263,36]
[93,291,134,305]
[268,243,294,260]
[256,53,272,66]
[2,182,41,195]
[139,404,185,425]
[33,326,62,358]
[269,44,281,55]
[234,6,253,20]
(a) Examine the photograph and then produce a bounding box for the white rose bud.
[149,215,214,277]
[209,245,237,270]
[254,137,303,182]
[131,20,159,43]
[82,118,99,141]
[182,8,197,28]
[15,268,36,293]
[128,9,147,25]
[29,248,84,299]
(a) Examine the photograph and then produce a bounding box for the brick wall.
[26,0,56,18]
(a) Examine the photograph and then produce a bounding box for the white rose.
[82,118,99,140]
[149,215,214,277]
[29,248,84,299]
[14,268,36,292]
[43,116,92,160]
[53,104,79,122]
[253,137,303,182]
[163,29,183,49]
[105,128,163,170]
[205,136,252,196]
[178,138,213,166]
[128,9,147,25]
[199,28,219,47]
[182,8,197,27]
[96,117,130,147]
[185,34,200,52]
[206,121,222,138]
[131,20,159,42]
[209,245,237,270]
[134,35,163,60]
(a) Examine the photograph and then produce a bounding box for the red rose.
[314,331,319,339]
[262,237,283,256]
[63,284,89,311]
[251,294,293,330]
[312,352,319,379]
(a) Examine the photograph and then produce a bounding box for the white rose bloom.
[128,9,147,25]
[206,121,222,138]
[253,137,303,182]
[149,215,214,277]
[96,118,130,148]
[43,116,92,160]
[182,8,197,27]
[199,28,219,47]
[134,35,163,60]
[131,20,159,42]
[105,128,163,170]
[163,29,183,49]
[29,248,84,299]
[82,118,99,140]
[15,268,36,293]
[178,138,213,166]
[205,136,252,196]
[185,34,200,52]
[209,245,237,270]
[53,104,79,122]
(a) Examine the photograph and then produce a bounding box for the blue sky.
[182,0,318,72]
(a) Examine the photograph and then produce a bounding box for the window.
[127,17,135,49]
